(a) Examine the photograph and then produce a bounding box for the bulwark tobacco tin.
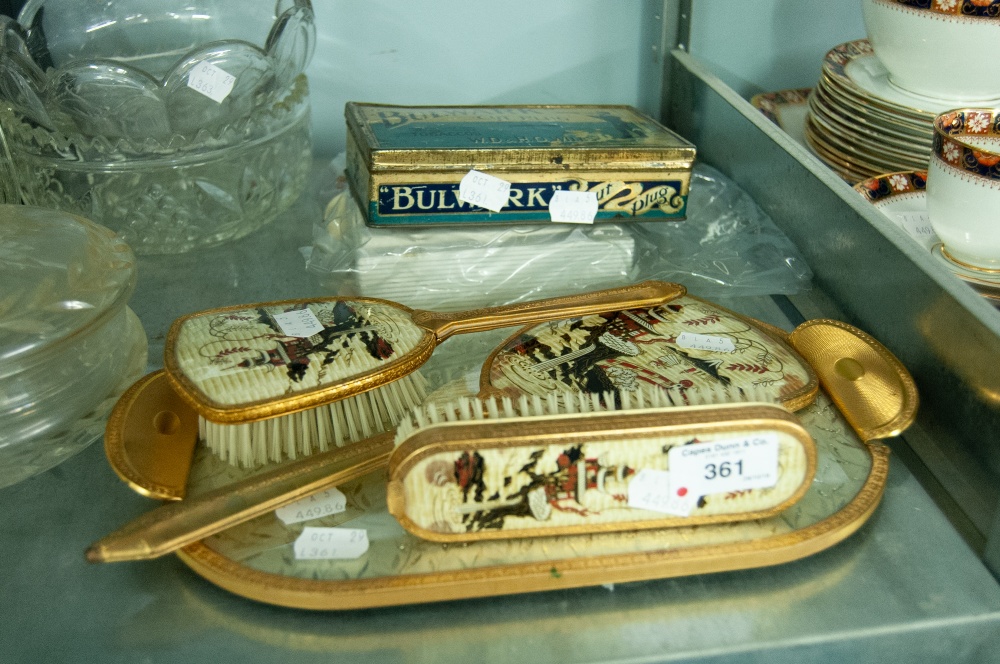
[345,103,697,227]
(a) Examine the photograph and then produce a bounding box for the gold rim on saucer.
[810,86,932,154]
[931,244,1000,292]
[822,40,981,120]
[816,73,932,136]
[939,245,1000,276]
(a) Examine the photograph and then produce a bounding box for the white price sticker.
[549,190,598,224]
[668,434,779,497]
[273,308,324,338]
[275,488,347,525]
[458,170,511,212]
[676,332,736,353]
[186,61,237,103]
[895,212,940,248]
[627,468,698,517]
[293,527,369,560]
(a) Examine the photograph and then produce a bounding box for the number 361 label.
[293,527,369,560]
[668,433,779,497]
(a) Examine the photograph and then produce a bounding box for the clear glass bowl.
[0,1,315,254]
[0,205,148,489]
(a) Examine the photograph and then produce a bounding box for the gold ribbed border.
[386,404,817,542]
[788,319,918,441]
[163,295,437,424]
[477,295,820,412]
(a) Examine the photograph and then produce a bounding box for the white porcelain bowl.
[862,0,1000,102]
[926,109,1000,270]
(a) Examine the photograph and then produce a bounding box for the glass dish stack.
[0,1,316,254]
[0,205,147,489]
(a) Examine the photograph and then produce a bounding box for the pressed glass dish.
[0,1,315,254]
[0,205,147,488]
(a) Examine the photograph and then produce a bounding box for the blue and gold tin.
[345,103,696,227]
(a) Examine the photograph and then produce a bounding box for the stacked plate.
[806,40,974,182]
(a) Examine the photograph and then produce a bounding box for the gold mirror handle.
[411,280,686,342]
[788,319,918,442]
[104,370,200,501]
[88,432,395,563]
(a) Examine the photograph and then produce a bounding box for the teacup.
[862,0,1000,102]
[926,109,1000,270]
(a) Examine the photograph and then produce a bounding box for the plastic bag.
[306,159,812,309]
[633,163,813,298]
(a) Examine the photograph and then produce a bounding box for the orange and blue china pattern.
[933,110,1000,183]
[874,0,1000,16]
[752,88,811,124]
[823,40,874,79]
[856,170,927,203]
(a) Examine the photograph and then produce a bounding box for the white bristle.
[201,372,429,469]
[457,397,473,422]
[284,416,299,461]
[530,393,544,416]
[391,381,785,451]
[501,396,515,418]
[470,397,481,420]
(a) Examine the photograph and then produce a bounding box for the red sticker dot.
[677,487,688,497]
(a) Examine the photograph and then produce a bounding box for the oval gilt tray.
[117,388,887,610]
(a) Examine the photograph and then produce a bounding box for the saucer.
[816,74,931,139]
[933,244,1000,288]
[806,116,913,181]
[855,171,1000,300]
[807,108,928,170]
[853,171,939,251]
[823,40,1000,120]
[805,41,955,182]
[804,123,870,182]
[750,88,810,146]
[809,85,931,155]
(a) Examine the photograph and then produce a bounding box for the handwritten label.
[293,527,369,560]
[668,434,779,497]
[273,308,324,338]
[186,61,237,103]
[549,190,598,224]
[627,468,698,516]
[895,212,940,248]
[459,170,511,212]
[676,332,735,353]
[275,488,347,525]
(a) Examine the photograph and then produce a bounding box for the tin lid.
[345,103,696,171]
[0,205,136,370]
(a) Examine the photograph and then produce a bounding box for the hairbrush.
[385,389,816,541]
[162,281,685,468]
